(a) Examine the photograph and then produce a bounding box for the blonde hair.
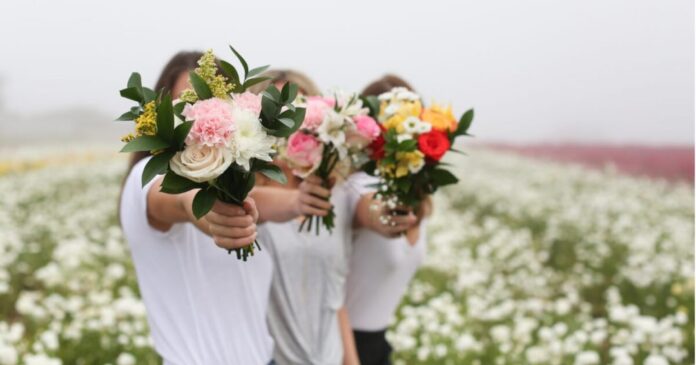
[249,69,320,96]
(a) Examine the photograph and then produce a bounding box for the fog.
[0,0,693,145]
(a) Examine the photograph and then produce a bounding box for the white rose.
[169,144,233,183]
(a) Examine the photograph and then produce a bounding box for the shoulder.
[119,156,154,225]
[345,172,379,193]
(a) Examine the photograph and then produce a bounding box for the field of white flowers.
[0,147,692,365]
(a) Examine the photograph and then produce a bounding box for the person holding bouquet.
[344,75,431,365]
[250,74,412,365]
[119,53,331,365]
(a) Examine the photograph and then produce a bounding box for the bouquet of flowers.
[116,46,305,260]
[283,91,380,234]
[360,87,474,216]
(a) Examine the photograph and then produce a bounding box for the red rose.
[369,134,386,160]
[417,130,450,161]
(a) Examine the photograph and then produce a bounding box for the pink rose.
[302,96,336,131]
[346,115,380,148]
[233,91,262,116]
[183,98,235,147]
[284,131,324,177]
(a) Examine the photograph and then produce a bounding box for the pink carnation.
[183,98,235,147]
[284,131,324,177]
[346,115,380,148]
[302,96,336,131]
[233,91,262,116]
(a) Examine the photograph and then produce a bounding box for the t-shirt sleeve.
[120,157,183,238]
[344,172,380,216]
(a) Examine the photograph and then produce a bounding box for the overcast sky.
[0,0,693,145]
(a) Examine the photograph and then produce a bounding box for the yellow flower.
[383,114,407,133]
[421,102,457,132]
[379,100,423,133]
[179,89,198,103]
[395,150,425,177]
[121,101,157,142]
[195,49,234,99]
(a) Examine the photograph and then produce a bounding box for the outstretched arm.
[251,175,333,224]
[145,176,258,250]
[353,192,417,238]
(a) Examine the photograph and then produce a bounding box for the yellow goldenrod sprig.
[196,49,235,99]
[121,101,157,142]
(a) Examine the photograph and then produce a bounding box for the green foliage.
[361,95,380,117]
[260,83,305,137]
[155,93,174,143]
[219,60,241,90]
[192,188,217,219]
[189,71,213,100]
[450,108,474,140]
[173,121,193,149]
[160,171,203,194]
[120,136,169,153]
[256,162,287,184]
[141,151,174,187]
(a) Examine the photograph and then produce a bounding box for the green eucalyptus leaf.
[292,107,306,124]
[173,101,186,119]
[127,73,142,89]
[120,87,143,103]
[398,139,418,151]
[174,121,193,148]
[156,94,174,143]
[219,60,241,89]
[262,84,281,100]
[257,164,287,184]
[160,171,202,194]
[261,96,280,121]
[247,65,270,78]
[189,71,213,100]
[284,83,298,103]
[242,77,271,91]
[280,82,291,103]
[143,88,157,104]
[142,150,174,187]
[192,188,217,219]
[115,111,137,121]
[454,109,474,137]
[120,135,170,153]
[430,168,459,186]
[243,172,256,197]
[361,95,380,117]
[228,45,249,78]
[277,118,295,128]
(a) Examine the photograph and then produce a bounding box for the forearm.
[338,307,360,365]
[249,186,301,223]
[353,193,418,241]
[146,177,210,235]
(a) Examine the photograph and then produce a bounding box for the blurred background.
[0,1,693,364]
[0,0,693,182]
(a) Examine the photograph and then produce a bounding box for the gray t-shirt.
[259,182,353,365]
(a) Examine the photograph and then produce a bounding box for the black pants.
[353,329,392,365]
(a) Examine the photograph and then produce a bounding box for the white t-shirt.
[344,172,427,331]
[120,158,274,365]
[259,182,353,365]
